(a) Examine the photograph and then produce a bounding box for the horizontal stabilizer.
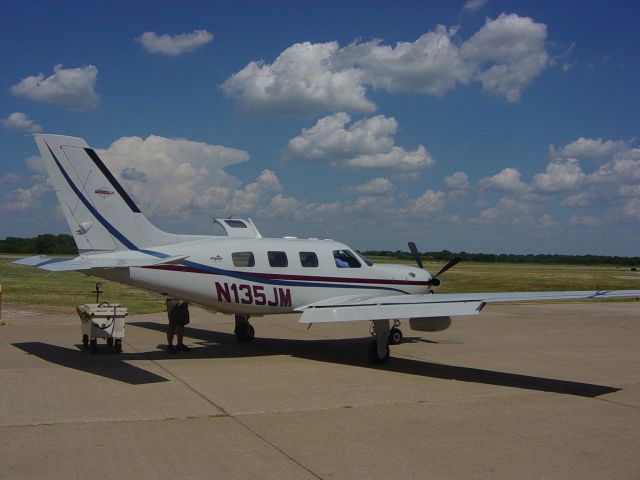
[13,253,189,271]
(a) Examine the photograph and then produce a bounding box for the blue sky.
[1,0,639,255]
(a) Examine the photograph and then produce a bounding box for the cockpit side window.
[232,252,255,267]
[333,250,361,268]
[299,251,319,267]
[268,251,288,267]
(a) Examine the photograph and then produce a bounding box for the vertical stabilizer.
[35,134,181,253]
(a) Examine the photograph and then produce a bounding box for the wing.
[296,290,640,324]
[13,253,189,271]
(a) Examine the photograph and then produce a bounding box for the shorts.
[167,300,190,327]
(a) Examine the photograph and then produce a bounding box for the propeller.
[429,257,461,286]
[407,242,461,287]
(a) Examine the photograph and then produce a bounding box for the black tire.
[82,334,89,349]
[368,339,390,364]
[114,339,122,353]
[388,327,403,345]
[90,338,97,354]
[235,324,255,343]
[107,337,114,348]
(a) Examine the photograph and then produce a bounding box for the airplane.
[14,134,640,363]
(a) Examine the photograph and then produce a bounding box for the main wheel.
[235,324,255,343]
[388,327,403,345]
[90,338,97,354]
[82,334,89,349]
[368,339,390,364]
[113,339,122,353]
[106,337,114,348]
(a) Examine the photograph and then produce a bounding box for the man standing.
[165,298,191,353]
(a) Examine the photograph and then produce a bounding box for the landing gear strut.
[234,315,255,343]
[368,319,390,364]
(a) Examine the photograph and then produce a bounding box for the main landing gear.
[368,320,391,363]
[368,320,403,364]
[234,314,255,343]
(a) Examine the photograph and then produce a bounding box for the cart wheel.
[107,337,114,349]
[90,338,97,354]
[82,334,89,349]
[114,339,122,353]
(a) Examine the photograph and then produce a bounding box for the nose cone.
[414,267,432,291]
[374,264,431,293]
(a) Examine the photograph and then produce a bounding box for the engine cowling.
[409,316,452,332]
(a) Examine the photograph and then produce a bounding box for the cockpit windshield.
[355,251,374,266]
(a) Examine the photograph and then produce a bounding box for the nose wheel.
[388,320,403,345]
[388,327,403,345]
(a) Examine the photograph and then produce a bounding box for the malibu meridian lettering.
[215,282,291,308]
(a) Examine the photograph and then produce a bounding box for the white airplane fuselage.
[99,237,431,315]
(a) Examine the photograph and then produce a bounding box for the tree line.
[363,249,639,266]
[0,234,77,255]
[1,234,637,266]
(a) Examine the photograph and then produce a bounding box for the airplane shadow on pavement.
[13,320,621,397]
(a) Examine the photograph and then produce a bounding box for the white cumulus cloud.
[286,112,435,171]
[533,159,585,192]
[463,0,488,12]
[222,13,551,114]
[553,137,630,162]
[460,13,549,102]
[412,189,447,213]
[1,112,42,133]
[222,42,373,116]
[136,29,214,56]
[0,182,49,213]
[97,135,249,217]
[479,167,530,192]
[588,149,640,185]
[10,65,99,111]
[344,177,395,195]
[338,26,473,96]
[445,171,470,190]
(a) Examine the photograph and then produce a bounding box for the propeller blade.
[434,257,461,278]
[408,242,423,269]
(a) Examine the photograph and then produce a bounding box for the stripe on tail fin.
[35,134,182,253]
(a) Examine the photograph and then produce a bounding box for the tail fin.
[35,134,181,253]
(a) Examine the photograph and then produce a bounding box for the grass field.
[1,255,639,315]
[1,256,165,314]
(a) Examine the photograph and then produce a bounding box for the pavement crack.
[131,342,325,480]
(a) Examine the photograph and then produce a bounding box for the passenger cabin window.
[299,251,319,267]
[333,250,361,268]
[232,251,255,267]
[268,251,288,267]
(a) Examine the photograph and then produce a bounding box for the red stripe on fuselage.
[144,264,429,286]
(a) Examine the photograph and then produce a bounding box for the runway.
[1,302,639,479]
